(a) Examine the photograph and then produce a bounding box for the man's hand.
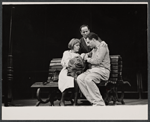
[84,53,89,61]
[81,53,88,61]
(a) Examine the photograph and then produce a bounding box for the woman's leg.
[73,78,79,106]
[60,90,67,106]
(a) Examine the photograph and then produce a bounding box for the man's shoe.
[92,103,106,106]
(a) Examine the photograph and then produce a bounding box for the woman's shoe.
[92,103,106,106]
[59,102,65,106]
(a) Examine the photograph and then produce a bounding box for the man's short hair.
[80,24,89,31]
[68,38,80,49]
[86,32,99,40]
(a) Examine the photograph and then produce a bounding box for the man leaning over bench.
[77,32,110,106]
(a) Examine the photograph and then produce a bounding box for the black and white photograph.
[1,2,148,120]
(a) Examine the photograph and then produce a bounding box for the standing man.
[77,32,110,106]
[79,24,105,56]
[79,24,91,54]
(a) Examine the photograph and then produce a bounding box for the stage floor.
[2,98,148,106]
[2,99,148,120]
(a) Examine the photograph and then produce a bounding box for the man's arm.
[81,51,92,60]
[86,45,107,65]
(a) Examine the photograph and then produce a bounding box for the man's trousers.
[77,70,105,106]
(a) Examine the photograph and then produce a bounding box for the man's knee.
[84,76,93,84]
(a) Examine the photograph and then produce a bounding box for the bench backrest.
[109,55,122,82]
[47,55,122,82]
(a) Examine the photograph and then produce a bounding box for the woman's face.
[73,43,80,52]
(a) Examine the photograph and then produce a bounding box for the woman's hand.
[81,53,88,61]
[84,53,89,61]
[80,53,86,59]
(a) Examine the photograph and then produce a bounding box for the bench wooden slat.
[111,70,119,73]
[49,65,63,68]
[50,58,61,62]
[50,63,62,66]
[110,74,119,77]
[50,59,61,64]
[49,69,62,72]
[31,81,58,88]
[109,78,118,81]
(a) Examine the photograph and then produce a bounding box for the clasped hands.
[80,52,92,62]
[80,41,107,62]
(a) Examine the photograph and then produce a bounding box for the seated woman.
[58,38,81,106]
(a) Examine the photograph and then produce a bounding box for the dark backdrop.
[2,4,147,99]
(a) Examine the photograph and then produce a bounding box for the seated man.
[77,32,110,106]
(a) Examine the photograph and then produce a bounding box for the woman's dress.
[58,50,79,92]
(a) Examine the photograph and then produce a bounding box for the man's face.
[86,38,94,49]
[80,26,90,38]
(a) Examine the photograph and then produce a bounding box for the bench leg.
[36,88,41,106]
[119,85,125,104]
[104,83,125,105]
[109,85,125,105]
[115,82,125,104]
[112,86,117,105]
[49,89,59,106]
[36,101,41,106]
[36,88,51,106]
[103,85,117,105]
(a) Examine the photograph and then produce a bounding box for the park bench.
[31,55,131,106]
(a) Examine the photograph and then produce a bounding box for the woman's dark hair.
[86,32,99,40]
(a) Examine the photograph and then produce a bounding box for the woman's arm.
[61,51,72,67]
